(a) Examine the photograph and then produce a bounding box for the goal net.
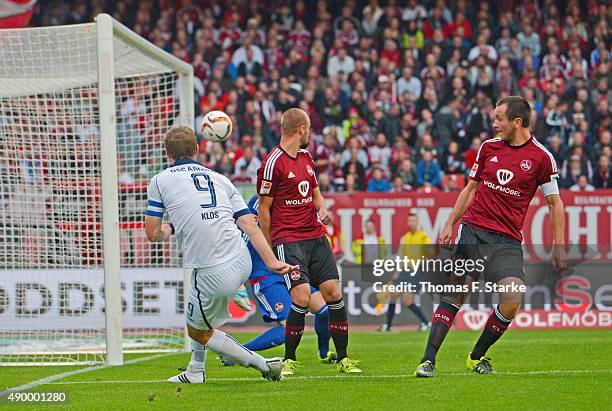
[0,15,194,365]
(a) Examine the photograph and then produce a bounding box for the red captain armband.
[260,180,272,195]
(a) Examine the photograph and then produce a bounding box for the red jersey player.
[415,96,567,378]
[257,108,361,375]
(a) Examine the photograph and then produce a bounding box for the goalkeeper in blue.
[221,195,336,366]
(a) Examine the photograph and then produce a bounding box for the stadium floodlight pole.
[96,13,123,366]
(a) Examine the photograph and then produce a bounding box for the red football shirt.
[462,136,558,242]
[257,146,325,247]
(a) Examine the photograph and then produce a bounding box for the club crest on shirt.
[306,164,314,176]
[520,159,532,171]
[496,169,514,185]
[298,180,309,197]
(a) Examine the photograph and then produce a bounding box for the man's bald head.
[281,108,310,135]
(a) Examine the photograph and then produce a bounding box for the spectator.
[318,172,334,193]
[391,175,409,192]
[343,160,366,191]
[237,46,263,79]
[361,5,382,37]
[340,137,368,169]
[368,133,392,171]
[393,158,416,190]
[402,0,427,23]
[593,155,612,189]
[546,100,569,142]
[593,130,612,161]
[314,129,340,175]
[433,98,461,148]
[367,167,390,192]
[231,164,254,184]
[468,33,498,62]
[403,19,425,50]
[327,47,355,78]
[546,134,566,171]
[517,23,541,56]
[561,154,590,189]
[233,145,261,182]
[380,39,401,68]
[396,66,422,102]
[344,173,358,193]
[215,153,234,177]
[231,36,263,67]
[26,0,611,197]
[569,174,595,192]
[351,219,385,264]
[440,141,465,175]
[464,136,482,170]
[443,174,463,192]
[416,150,442,188]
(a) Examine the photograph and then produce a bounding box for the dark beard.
[300,133,308,149]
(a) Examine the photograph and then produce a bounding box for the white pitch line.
[0,353,176,396]
[39,369,612,385]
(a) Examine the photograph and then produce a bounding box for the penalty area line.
[0,352,177,396]
[41,369,612,385]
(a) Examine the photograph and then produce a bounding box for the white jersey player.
[145,125,297,383]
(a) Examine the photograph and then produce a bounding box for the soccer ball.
[201,110,233,142]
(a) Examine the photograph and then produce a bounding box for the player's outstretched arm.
[545,193,567,271]
[257,195,274,248]
[236,213,299,275]
[144,216,173,242]
[439,179,478,244]
[313,187,332,225]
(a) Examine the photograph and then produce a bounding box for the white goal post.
[0,14,194,365]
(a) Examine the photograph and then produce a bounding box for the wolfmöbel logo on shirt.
[285,196,313,205]
[482,168,521,196]
[483,179,522,196]
[284,180,313,205]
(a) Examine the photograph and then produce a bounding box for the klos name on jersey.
[146,159,250,269]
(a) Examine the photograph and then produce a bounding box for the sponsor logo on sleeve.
[469,162,479,177]
[260,180,272,194]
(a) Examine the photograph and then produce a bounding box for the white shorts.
[185,248,251,330]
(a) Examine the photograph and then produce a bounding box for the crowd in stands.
[34,0,612,192]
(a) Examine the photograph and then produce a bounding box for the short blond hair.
[281,108,309,135]
[164,125,197,160]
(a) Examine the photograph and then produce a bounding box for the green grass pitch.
[1,329,611,410]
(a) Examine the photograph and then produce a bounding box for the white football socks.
[188,340,207,373]
[205,330,268,372]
